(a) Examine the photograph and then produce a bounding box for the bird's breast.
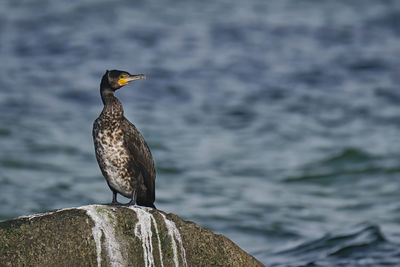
[94,124,133,196]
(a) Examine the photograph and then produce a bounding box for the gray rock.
[0,205,264,266]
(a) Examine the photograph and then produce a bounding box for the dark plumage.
[93,70,156,208]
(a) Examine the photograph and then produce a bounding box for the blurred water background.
[0,0,400,266]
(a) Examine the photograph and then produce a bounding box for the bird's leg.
[110,191,120,205]
[125,190,137,207]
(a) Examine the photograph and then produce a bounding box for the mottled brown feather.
[120,117,156,206]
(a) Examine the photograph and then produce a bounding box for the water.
[0,0,399,265]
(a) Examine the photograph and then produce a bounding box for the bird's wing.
[121,117,156,204]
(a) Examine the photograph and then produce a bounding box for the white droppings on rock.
[129,207,187,267]
[80,205,124,267]
[19,205,187,267]
[18,207,78,221]
[19,211,55,220]
[151,212,164,267]
[132,207,154,267]
[128,207,164,267]
[160,213,188,267]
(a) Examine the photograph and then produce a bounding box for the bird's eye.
[121,74,129,79]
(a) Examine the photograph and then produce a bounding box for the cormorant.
[93,70,156,208]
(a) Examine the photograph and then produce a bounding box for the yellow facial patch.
[118,78,128,86]
[118,74,130,86]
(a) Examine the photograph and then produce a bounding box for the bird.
[92,69,156,208]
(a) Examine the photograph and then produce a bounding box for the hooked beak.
[125,74,146,82]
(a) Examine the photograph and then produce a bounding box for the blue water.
[1,0,400,265]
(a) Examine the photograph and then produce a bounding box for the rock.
[0,205,264,266]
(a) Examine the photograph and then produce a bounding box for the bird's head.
[101,69,146,91]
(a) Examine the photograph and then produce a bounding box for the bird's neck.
[100,78,117,105]
[100,89,124,119]
[101,88,116,105]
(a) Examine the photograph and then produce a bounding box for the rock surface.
[0,205,264,266]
